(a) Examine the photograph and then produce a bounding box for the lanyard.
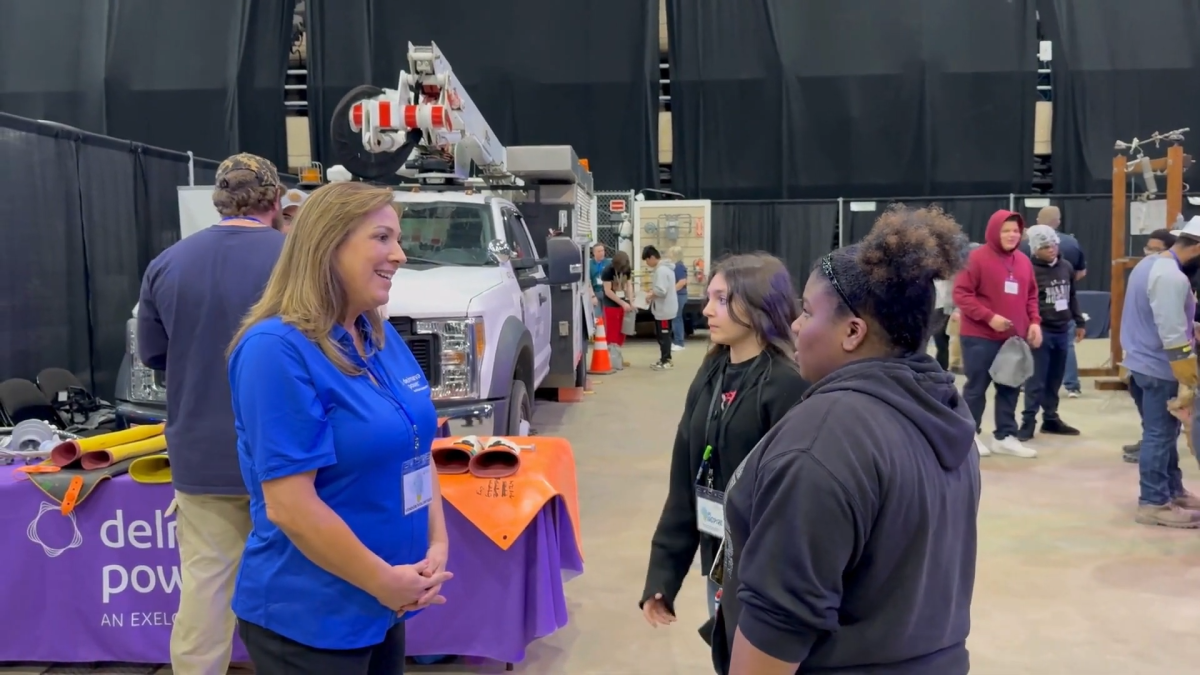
[220,216,265,225]
[696,369,729,489]
[363,354,420,455]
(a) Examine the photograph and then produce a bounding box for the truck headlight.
[125,319,166,403]
[416,318,485,400]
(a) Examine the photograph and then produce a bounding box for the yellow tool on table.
[49,424,165,468]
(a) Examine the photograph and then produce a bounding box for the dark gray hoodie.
[711,354,980,674]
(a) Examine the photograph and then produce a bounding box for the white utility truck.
[115,42,591,437]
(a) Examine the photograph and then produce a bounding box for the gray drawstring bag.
[989,336,1034,388]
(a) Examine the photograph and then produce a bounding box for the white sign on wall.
[177,186,221,240]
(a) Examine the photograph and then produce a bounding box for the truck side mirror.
[544,237,583,285]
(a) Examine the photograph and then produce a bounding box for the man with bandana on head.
[136,153,287,672]
[1120,217,1200,528]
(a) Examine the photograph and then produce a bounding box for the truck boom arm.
[342,42,511,182]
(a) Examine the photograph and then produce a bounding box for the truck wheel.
[503,379,533,436]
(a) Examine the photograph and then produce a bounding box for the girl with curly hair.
[710,206,979,675]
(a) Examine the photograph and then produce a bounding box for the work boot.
[1041,419,1081,436]
[1135,503,1200,528]
[1015,421,1036,442]
[1171,490,1200,511]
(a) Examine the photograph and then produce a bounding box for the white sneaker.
[992,435,1038,458]
[975,435,992,457]
[1066,390,1081,399]
[671,344,685,352]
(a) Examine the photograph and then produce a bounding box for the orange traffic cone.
[588,316,614,374]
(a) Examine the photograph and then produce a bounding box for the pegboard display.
[634,200,712,300]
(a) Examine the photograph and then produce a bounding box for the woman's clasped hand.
[376,560,453,613]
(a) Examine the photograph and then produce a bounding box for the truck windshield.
[396,201,494,266]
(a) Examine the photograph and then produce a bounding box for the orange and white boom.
[345,42,512,181]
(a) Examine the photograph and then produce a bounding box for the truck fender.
[488,316,534,424]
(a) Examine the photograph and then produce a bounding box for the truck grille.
[388,317,441,386]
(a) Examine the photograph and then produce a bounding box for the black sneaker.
[651,361,673,371]
[1016,422,1036,442]
[1123,441,1140,464]
[1041,419,1080,436]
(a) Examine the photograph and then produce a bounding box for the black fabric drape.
[667,0,1036,200]
[0,120,92,388]
[77,138,139,397]
[843,197,1010,248]
[105,0,296,167]
[0,0,109,131]
[711,201,838,290]
[132,149,190,275]
[307,0,659,190]
[1038,0,1200,193]
[0,0,295,169]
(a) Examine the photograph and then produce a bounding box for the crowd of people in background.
[589,242,688,371]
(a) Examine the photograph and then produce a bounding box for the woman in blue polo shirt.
[226,181,452,674]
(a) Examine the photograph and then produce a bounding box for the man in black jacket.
[1019,225,1086,441]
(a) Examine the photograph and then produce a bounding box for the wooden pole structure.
[1090,143,1188,389]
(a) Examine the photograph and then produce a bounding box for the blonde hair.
[667,245,683,260]
[229,181,397,375]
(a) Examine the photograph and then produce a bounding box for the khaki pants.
[170,492,252,675]
[947,317,962,370]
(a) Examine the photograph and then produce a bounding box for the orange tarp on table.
[434,436,583,558]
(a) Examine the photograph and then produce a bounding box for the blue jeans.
[1128,371,1185,506]
[960,336,1021,439]
[1022,329,1070,424]
[1063,320,1081,392]
[671,293,687,346]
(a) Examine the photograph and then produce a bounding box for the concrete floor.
[5,337,1200,674]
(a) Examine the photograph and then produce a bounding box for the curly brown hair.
[816,204,967,354]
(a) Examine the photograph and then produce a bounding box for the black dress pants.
[239,619,406,675]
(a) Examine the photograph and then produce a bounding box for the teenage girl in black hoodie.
[640,253,810,627]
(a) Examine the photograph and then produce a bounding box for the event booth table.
[0,436,582,666]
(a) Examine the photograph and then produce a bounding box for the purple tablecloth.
[0,470,582,665]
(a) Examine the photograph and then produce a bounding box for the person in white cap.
[278,188,308,235]
[1120,215,1200,528]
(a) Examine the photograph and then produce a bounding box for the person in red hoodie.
[952,210,1042,458]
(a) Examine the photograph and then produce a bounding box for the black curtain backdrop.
[1038,0,1200,193]
[667,0,1037,200]
[0,0,295,169]
[0,113,254,395]
[844,197,1010,251]
[711,201,839,289]
[0,119,92,391]
[307,0,659,190]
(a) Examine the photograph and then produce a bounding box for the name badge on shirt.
[695,486,726,538]
[402,453,434,515]
[1004,279,1019,295]
[1054,298,1068,311]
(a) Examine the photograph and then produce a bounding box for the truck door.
[503,208,552,384]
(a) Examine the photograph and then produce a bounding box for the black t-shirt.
[599,266,629,308]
